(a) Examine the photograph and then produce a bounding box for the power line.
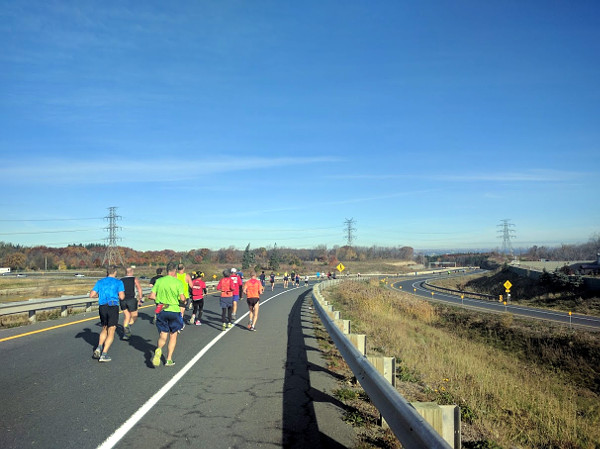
[0,217,103,222]
[0,229,96,235]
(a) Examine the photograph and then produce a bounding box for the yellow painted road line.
[0,304,155,343]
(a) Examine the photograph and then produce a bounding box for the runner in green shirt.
[148,262,186,367]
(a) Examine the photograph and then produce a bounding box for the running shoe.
[123,333,130,341]
[152,348,162,367]
[165,360,175,367]
[195,320,201,326]
[222,323,227,331]
[232,314,237,320]
[98,354,111,363]
[228,323,233,328]
[251,326,256,332]
[92,348,101,359]
[247,321,253,330]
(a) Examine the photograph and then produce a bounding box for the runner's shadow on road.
[136,311,153,322]
[282,290,350,449]
[195,313,224,330]
[74,328,97,347]
[124,334,155,360]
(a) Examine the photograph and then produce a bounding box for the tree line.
[519,235,600,262]
[0,242,415,271]
[1,236,597,272]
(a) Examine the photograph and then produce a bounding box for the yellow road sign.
[503,280,512,292]
[337,263,345,272]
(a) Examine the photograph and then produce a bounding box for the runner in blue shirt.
[90,265,125,362]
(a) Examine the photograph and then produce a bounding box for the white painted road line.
[96,290,289,449]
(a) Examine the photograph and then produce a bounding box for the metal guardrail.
[422,280,497,301]
[312,279,452,449]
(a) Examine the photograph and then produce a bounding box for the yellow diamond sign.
[503,280,512,292]
[337,263,345,272]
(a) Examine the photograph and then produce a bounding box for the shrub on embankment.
[323,279,600,449]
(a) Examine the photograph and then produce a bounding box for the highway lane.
[389,275,600,330]
[0,283,354,449]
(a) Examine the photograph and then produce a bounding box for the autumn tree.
[4,252,26,270]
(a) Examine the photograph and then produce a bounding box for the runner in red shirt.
[190,272,207,325]
[217,270,235,330]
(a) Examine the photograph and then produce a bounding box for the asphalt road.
[390,274,600,330]
[0,283,355,449]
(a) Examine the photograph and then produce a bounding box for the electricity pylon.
[102,207,125,267]
[497,219,516,257]
[344,218,356,247]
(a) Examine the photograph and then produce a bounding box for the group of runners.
[89,263,266,366]
[257,270,311,290]
[216,268,264,332]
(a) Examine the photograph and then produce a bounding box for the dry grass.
[324,279,600,449]
[0,277,96,303]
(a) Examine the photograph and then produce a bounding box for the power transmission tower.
[497,219,516,257]
[344,218,356,246]
[102,206,125,267]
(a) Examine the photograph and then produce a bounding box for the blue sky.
[1,1,598,252]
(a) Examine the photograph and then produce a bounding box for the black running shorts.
[99,304,119,327]
[120,297,138,312]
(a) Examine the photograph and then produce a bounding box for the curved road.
[389,274,600,330]
[0,284,354,449]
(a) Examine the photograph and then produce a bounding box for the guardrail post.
[326,309,340,320]
[348,334,366,355]
[367,356,396,387]
[367,356,397,428]
[61,305,68,317]
[334,319,350,334]
[85,302,92,313]
[29,310,36,323]
[411,402,461,449]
